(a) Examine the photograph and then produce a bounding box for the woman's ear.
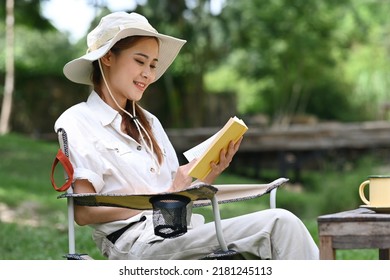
[100,51,113,66]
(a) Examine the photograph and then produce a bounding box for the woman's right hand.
[168,160,197,192]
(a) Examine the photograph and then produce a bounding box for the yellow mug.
[359,175,390,207]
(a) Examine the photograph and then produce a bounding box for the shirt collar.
[86,90,155,127]
[87,91,120,126]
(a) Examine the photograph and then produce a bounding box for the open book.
[183,116,248,180]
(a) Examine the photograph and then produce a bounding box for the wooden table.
[317,208,390,259]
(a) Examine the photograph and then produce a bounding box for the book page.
[183,132,218,162]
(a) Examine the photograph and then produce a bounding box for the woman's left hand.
[202,136,243,184]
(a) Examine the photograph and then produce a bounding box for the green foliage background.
[1,0,390,133]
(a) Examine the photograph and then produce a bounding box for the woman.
[55,11,319,259]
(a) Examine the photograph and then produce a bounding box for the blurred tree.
[341,0,390,121]
[0,0,61,135]
[211,0,358,125]
[0,0,14,135]
[0,0,86,136]
[0,0,54,29]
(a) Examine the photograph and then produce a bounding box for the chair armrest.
[58,182,217,210]
[59,178,288,210]
[194,177,288,207]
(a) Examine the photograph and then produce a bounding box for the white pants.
[93,208,319,260]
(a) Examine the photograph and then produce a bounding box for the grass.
[0,133,103,259]
[0,133,385,259]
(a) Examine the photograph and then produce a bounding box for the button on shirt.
[54,91,179,196]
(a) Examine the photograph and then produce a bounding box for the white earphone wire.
[98,59,161,174]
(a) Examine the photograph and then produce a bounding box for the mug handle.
[359,180,370,205]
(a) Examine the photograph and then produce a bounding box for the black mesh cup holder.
[149,194,191,238]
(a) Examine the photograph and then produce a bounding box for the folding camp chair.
[51,128,289,260]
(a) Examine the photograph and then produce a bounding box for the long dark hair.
[91,36,163,164]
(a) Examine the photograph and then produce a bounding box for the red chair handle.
[50,149,74,192]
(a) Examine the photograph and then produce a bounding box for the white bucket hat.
[63,12,186,85]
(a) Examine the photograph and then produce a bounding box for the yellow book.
[183,116,248,180]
